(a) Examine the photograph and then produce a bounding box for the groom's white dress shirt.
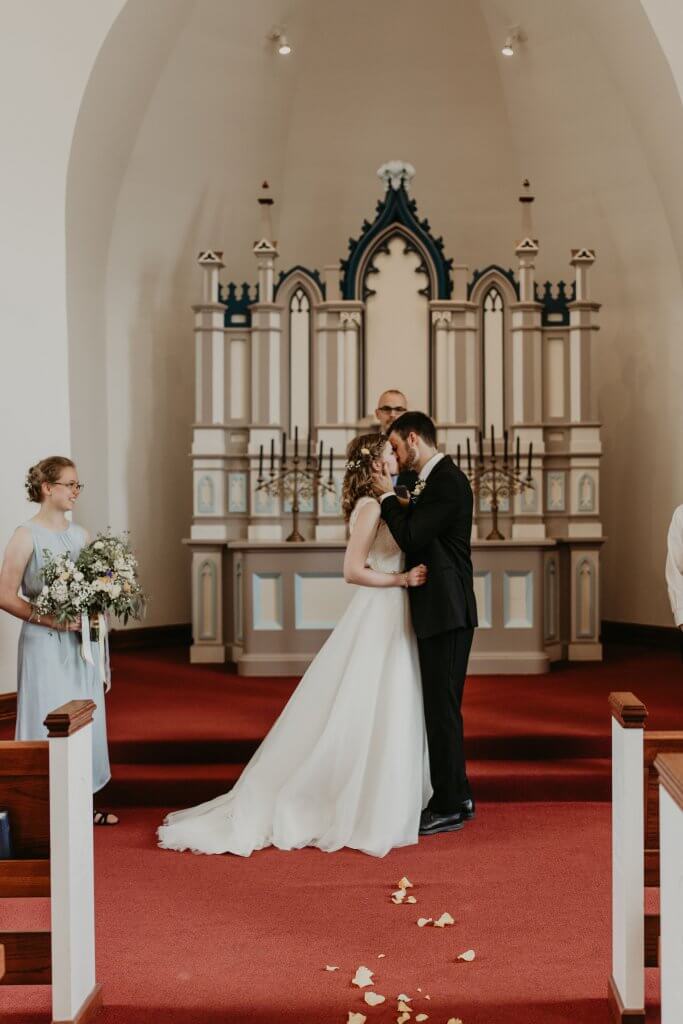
[418,451,444,482]
[666,504,683,627]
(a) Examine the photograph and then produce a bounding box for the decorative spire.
[377,160,416,192]
[255,180,276,249]
[518,178,535,241]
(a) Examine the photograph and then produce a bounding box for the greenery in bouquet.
[33,552,93,625]
[76,530,146,625]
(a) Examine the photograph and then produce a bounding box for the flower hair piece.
[344,446,372,471]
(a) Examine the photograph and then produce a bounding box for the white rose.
[111,585,121,599]
[73,571,84,582]
[42,585,49,595]
[93,541,104,551]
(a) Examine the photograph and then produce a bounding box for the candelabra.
[255,428,336,542]
[457,427,534,541]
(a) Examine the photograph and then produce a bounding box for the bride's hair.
[341,432,388,521]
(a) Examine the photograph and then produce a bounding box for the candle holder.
[255,441,336,543]
[459,430,534,541]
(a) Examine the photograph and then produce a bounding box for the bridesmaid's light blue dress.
[16,521,111,793]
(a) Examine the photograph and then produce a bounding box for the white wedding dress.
[157,496,431,858]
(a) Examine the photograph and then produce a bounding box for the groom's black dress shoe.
[419,808,465,836]
[460,797,476,821]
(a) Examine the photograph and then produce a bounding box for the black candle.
[466,437,472,472]
[318,438,323,471]
[504,429,509,465]
[258,444,264,480]
[281,431,286,465]
[490,424,495,459]
[527,442,533,481]
[516,435,520,472]
[270,437,275,473]
[328,446,334,483]
[478,430,484,464]
[456,444,461,468]
[294,425,299,459]
[306,430,312,468]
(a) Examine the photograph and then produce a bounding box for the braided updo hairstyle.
[341,432,388,521]
[25,457,75,504]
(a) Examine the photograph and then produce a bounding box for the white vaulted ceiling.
[64,0,683,626]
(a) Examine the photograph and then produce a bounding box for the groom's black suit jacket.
[381,456,478,639]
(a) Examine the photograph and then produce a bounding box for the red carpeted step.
[100,762,243,808]
[99,757,611,807]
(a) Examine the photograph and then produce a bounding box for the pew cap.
[609,692,648,728]
[654,752,683,810]
[44,700,96,738]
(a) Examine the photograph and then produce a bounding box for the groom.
[372,411,478,836]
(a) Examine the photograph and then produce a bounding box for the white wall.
[0,0,126,692]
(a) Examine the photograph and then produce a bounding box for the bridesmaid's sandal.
[93,810,119,826]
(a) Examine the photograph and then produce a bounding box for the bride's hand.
[406,564,428,587]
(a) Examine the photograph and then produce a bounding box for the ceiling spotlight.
[501,26,524,57]
[269,28,292,56]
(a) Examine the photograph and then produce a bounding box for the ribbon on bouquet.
[80,612,109,690]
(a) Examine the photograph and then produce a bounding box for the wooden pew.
[608,691,683,1024]
[0,699,102,1023]
[654,753,683,1023]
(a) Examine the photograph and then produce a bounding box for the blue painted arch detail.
[340,184,453,300]
[468,265,520,300]
[274,265,326,301]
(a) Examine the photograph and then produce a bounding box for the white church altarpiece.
[187,164,604,675]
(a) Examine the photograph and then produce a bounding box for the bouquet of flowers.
[33,553,93,625]
[76,530,146,625]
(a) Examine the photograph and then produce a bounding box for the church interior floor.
[2,644,676,1022]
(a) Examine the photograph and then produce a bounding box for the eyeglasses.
[53,481,84,493]
[378,405,406,414]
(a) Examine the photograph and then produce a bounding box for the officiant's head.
[388,411,437,473]
[375,389,407,433]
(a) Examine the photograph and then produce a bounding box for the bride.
[158,433,431,858]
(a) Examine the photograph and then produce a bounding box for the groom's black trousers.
[417,627,474,812]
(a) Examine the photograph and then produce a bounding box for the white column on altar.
[433,309,451,422]
[340,310,360,423]
[510,237,545,540]
[609,693,647,1020]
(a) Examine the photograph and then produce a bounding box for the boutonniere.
[411,479,427,500]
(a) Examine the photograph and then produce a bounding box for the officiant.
[374,389,417,499]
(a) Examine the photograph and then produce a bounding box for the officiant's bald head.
[375,389,407,433]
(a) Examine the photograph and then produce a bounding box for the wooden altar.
[186,163,604,673]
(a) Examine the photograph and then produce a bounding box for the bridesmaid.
[0,456,117,825]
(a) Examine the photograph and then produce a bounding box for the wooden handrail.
[609,691,648,729]
[655,753,683,810]
[44,700,96,738]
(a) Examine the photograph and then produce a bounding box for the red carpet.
[1,644,676,1022]
[89,643,681,807]
[2,803,621,1024]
